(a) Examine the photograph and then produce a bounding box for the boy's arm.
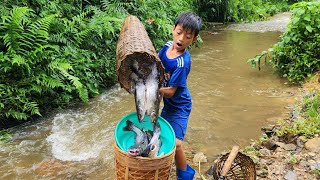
[159,86,177,98]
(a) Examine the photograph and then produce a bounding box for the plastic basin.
[114,112,176,156]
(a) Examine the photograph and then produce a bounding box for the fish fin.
[123,120,133,131]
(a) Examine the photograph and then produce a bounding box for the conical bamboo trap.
[116,15,164,93]
[114,15,173,180]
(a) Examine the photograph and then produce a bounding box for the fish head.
[136,106,145,122]
[127,146,143,157]
[149,111,158,124]
[127,129,149,157]
[127,136,149,156]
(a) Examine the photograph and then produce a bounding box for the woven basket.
[116,15,164,93]
[213,152,256,180]
[114,142,175,180]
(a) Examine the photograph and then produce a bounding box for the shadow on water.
[0,29,297,179]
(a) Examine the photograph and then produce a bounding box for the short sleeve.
[168,67,188,87]
[158,46,165,59]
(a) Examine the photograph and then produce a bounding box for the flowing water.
[0,18,297,179]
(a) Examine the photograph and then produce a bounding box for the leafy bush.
[0,0,195,124]
[248,1,320,83]
[195,0,290,23]
[0,5,124,121]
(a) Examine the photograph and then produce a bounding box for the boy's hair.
[174,12,202,37]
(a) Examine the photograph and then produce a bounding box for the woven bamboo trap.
[116,15,164,93]
[213,146,256,180]
[113,142,175,180]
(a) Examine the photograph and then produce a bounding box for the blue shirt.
[158,41,192,115]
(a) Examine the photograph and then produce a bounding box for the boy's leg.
[174,139,187,170]
[175,139,187,170]
[175,140,195,180]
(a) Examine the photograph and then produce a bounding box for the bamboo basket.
[213,150,256,180]
[116,15,164,93]
[113,142,175,180]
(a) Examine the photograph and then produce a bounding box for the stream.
[0,13,297,179]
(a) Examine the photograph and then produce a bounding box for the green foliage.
[248,1,320,83]
[195,0,291,23]
[0,4,124,121]
[287,153,298,164]
[0,1,195,124]
[0,131,12,143]
[314,169,320,178]
[277,92,320,138]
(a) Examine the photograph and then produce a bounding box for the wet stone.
[284,170,297,180]
[256,168,268,178]
[309,161,320,171]
[307,152,316,157]
[298,136,308,143]
[304,137,320,152]
[299,160,308,167]
[284,144,297,151]
[276,142,286,148]
[259,148,272,156]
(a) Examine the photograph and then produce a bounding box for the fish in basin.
[123,120,162,158]
[145,122,162,158]
[123,120,149,156]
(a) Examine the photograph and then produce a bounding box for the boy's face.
[172,24,197,52]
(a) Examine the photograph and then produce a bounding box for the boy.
[158,12,202,180]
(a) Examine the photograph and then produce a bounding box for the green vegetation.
[0,0,192,125]
[277,93,320,138]
[248,1,320,83]
[195,0,293,23]
[287,153,298,164]
[314,169,320,178]
[0,131,12,143]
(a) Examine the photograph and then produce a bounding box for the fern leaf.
[1,7,31,52]
[46,77,64,88]
[11,55,26,66]
[6,110,29,120]
[30,84,43,94]
[23,101,41,116]
[48,59,73,71]
[78,87,88,102]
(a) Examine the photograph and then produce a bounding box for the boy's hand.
[158,91,164,102]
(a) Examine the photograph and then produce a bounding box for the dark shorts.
[160,109,191,140]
